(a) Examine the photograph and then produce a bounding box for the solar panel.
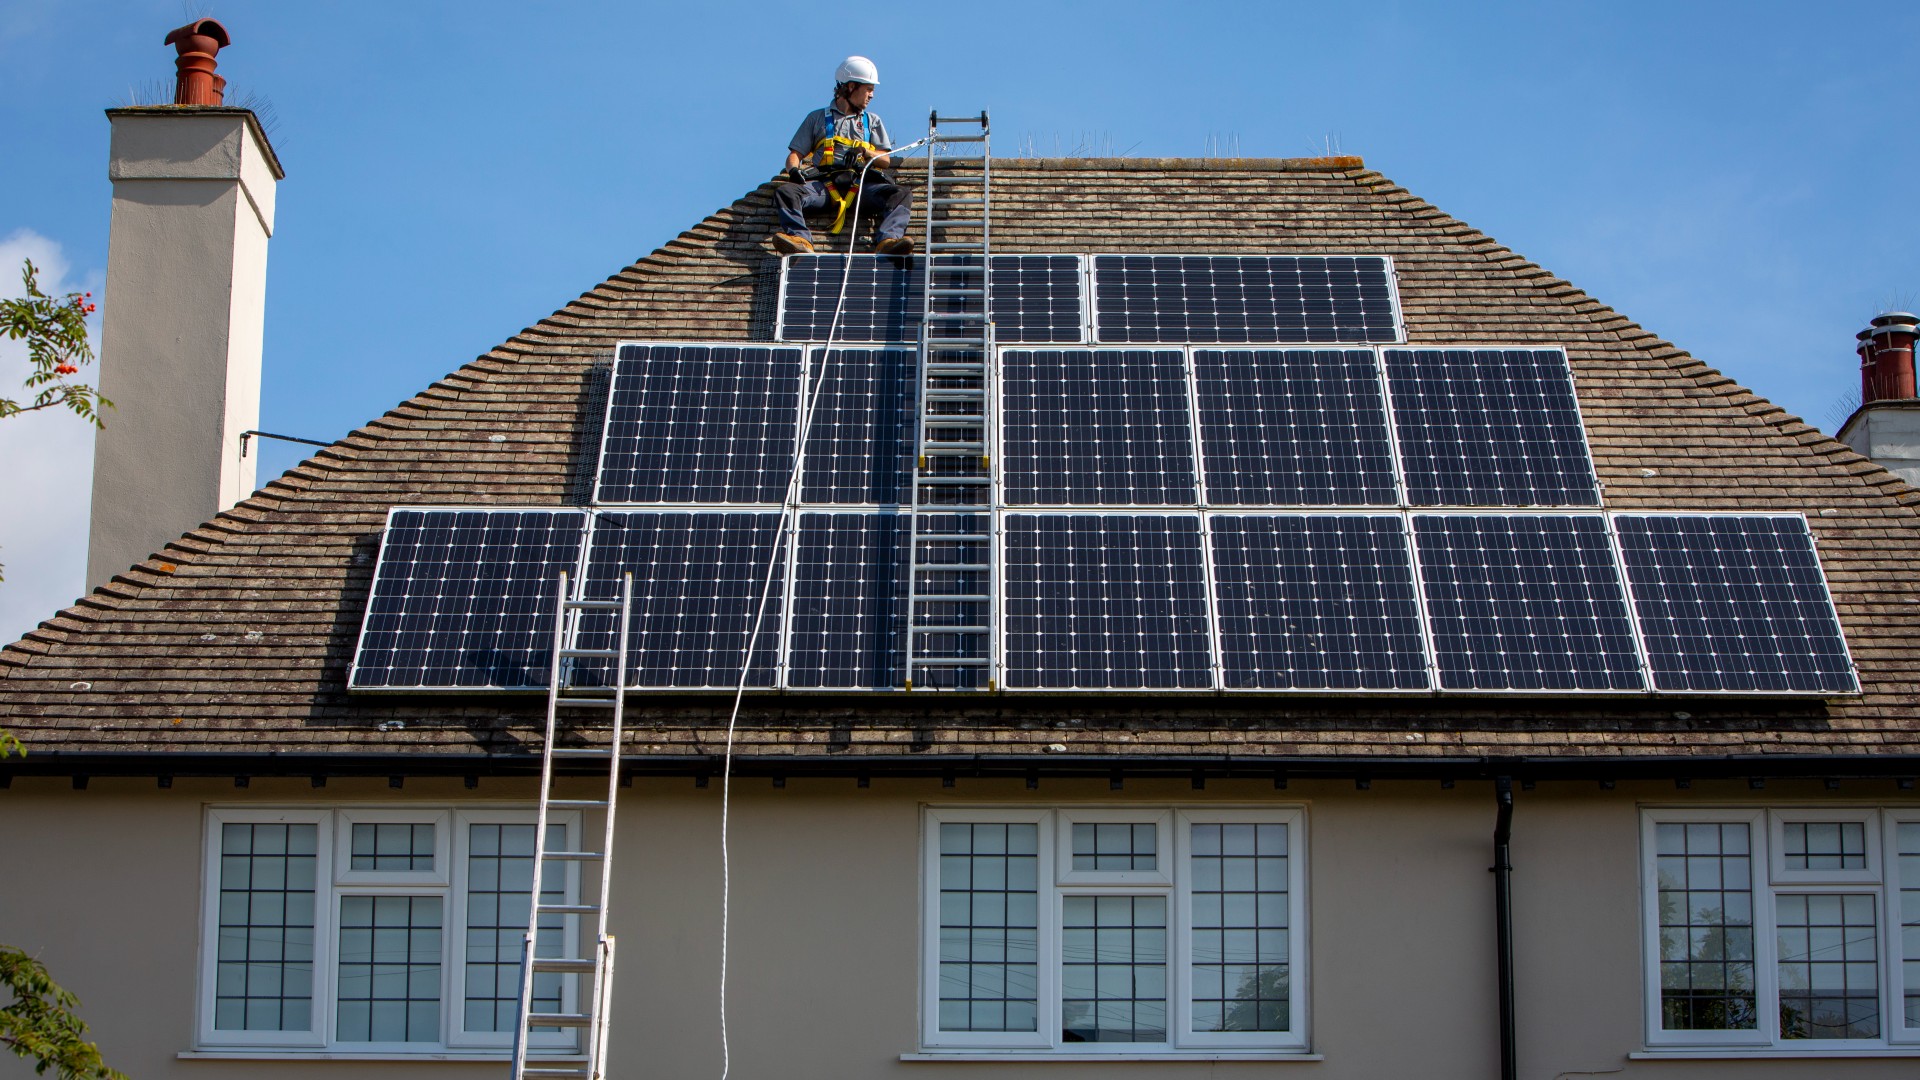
[349,509,586,690]
[1003,514,1213,690]
[1615,514,1856,694]
[594,344,801,505]
[573,511,784,689]
[786,512,908,688]
[1209,515,1428,690]
[1412,514,1642,691]
[1090,255,1401,344]
[777,254,1088,344]
[776,255,921,343]
[1002,348,1197,505]
[1384,348,1599,507]
[800,347,916,504]
[1192,348,1397,505]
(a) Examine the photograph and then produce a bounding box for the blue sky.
[1,0,1915,641]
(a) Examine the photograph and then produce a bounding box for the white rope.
[717,139,928,1079]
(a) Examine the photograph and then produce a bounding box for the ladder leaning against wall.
[510,571,633,1080]
[906,109,995,691]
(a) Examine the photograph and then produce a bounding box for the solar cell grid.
[1192,348,1397,505]
[1003,514,1213,690]
[1615,514,1856,694]
[594,344,801,504]
[1002,348,1197,505]
[800,347,916,504]
[1209,515,1428,690]
[777,254,1087,344]
[1384,348,1599,507]
[1412,514,1643,692]
[787,512,908,688]
[1091,255,1400,344]
[350,509,586,690]
[573,511,784,688]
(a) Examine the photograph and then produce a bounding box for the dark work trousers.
[774,178,911,245]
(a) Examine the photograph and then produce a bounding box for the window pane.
[336,895,442,1042]
[1062,894,1166,1043]
[214,823,318,1031]
[1900,823,1920,1027]
[1783,820,1868,871]
[1072,821,1157,872]
[1654,821,1758,1031]
[351,822,437,872]
[1778,891,1879,1039]
[938,823,1040,1032]
[463,822,566,1033]
[1191,821,1288,1033]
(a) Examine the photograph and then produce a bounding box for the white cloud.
[0,229,101,646]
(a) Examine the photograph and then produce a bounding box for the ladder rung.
[916,563,991,571]
[923,444,985,454]
[549,747,616,758]
[918,476,991,484]
[546,799,609,809]
[539,902,602,915]
[912,626,990,634]
[928,174,981,183]
[560,648,621,659]
[935,134,988,143]
[911,657,992,666]
[930,114,988,125]
[929,243,987,252]
[564,599,625,611]
[543,850,607,862]
[531,957,598,973]
[923,313,987,322]
[927,288,985,297]
[918,534,991,542]
[521,1068,592,1078]
[553,697,619,709]
[923,415,984,424]
[527,1012,595,1028]
[917,593,991,602]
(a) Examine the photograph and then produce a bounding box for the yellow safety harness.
[811,121,885,234]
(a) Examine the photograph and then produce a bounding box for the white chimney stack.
[88,18,284,585]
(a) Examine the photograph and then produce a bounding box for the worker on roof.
[771,55,913,258]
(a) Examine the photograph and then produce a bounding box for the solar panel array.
[350,249,1858,697]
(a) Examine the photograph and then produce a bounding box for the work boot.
[772,233,814,255]
[874,236,914,257]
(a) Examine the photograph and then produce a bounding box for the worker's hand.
[787,165,821,185]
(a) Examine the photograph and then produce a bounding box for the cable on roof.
[714,136,931,1080]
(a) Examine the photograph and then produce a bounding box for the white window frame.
[1641,806,1920,1051]
[197,806,577,1055]
[921,805,1308,1056]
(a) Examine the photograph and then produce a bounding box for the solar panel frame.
[1087,254,1406,345]
[785,510,911,690]
[798,346,918,505]
[573,508,788,690]
[1207,511,1432,692]
[775,254,1091,344]
[347,507,589,692]
[1190,347,1402,507]
[999,511,1217,692]
[593,342,803,506]
[1381,345,1602,508]
[1611,512,1859,695]
[999,347,1200,506]
[1410,511,1646,693]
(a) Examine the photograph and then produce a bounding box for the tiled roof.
[4,157,1917,773]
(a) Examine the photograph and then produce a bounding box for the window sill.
[1631,1048,1920,1060]
[180,1051,584,1062]
[898,1045,1320,1053]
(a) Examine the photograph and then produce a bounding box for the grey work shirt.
[788,104,893,162]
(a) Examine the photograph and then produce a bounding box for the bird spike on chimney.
[162,18,231,106]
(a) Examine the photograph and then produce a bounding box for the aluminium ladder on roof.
[905,110,995,691]
[510,571,632,1080]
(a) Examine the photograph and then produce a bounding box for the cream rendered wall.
[2,775,1917,1079]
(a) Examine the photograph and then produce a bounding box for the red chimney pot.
[162,18,231,106]
[1859,311,1919,404]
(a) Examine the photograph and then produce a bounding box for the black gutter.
[2,750,1919,783]
[1492,776,1517,1080]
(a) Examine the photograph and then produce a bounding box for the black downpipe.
[1493,776,1517,1080]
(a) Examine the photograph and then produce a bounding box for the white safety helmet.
[834,55,880,87]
